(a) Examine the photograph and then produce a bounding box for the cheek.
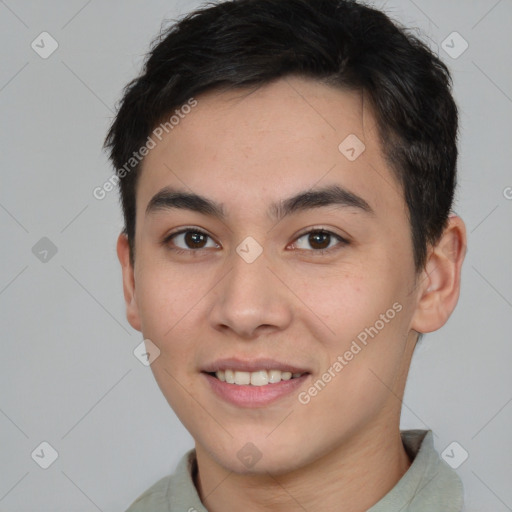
[300,307,410,436]
[294,262,397,342]
[302,264,412,392]
[135,261,201,339]
[135,267,202,411]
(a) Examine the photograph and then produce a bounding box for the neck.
[194,422,411,512]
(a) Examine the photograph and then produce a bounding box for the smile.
[212,369,306,386]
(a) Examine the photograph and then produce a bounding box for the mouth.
[201,358,311,407]
[205,369,308,386]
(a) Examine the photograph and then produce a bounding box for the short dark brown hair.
[104,0,458,270]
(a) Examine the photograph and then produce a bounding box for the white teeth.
[250,370,268,386]
[234,371,251,385]
[213,369,304,385]
[268,370,281,383]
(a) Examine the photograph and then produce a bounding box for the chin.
[203,433,314,476]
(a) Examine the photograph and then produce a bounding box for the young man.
[105,0,467,510]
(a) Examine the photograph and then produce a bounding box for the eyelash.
[162,226,350,257]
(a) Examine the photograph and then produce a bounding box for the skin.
[117,76,466,511]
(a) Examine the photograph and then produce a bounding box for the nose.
[208,246,293,339]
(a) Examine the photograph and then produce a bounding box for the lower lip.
[202,372,310,408]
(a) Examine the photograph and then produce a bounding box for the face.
[121,77,427,474]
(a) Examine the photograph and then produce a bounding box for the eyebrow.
[145,184,374,220]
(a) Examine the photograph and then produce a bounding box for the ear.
[411,215,467,333]
[116,232,142,332]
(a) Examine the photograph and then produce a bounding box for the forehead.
[137,77,404,221]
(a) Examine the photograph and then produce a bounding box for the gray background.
[0,0,511,510]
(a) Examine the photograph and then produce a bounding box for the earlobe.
[116,232,142,332]
[410,216,467,334]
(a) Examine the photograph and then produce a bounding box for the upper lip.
[201,357,310,374]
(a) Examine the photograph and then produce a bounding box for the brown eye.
[293,229,348,254]
[184,231,208,249]
[308,231,331,250]
[164,228,219,252]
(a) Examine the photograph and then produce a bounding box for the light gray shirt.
[125,429,464,511]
